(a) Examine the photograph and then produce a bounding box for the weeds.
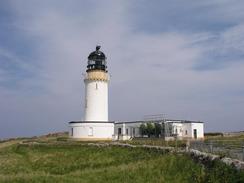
[0,139,243,182]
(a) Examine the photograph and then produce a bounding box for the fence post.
[175,136,178,151]
[210,141,213,153]
[186,140,190,152]
[242,146,244,161]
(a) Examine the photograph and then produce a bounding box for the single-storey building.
[114,120,204,140]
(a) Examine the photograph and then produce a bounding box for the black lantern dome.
[87,46,107,72]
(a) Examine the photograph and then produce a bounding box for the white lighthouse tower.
[69,46,114,140]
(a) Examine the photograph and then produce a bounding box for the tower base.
[68,121,114,140]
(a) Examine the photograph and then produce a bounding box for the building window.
[185,130,188,135]
[96,83,98,90]
[71,128,73,136]
[88,127,93,136]
[132,128,135,136]
[194,129,197,139]
[118,128,122,135]
[126,128,128,135]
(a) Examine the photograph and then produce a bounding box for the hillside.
[0,135,244,183]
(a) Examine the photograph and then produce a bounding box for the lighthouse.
[84,46,108,121]
[69,46,114,140]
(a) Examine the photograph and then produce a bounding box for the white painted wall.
[114,121,204,140]
[84,80,108,121]
[191,123,204,139]
[182,123,192,138]
[69,122,114,139]
[114,122,142,140]
[170,122,204,139]
[171,123,183,137]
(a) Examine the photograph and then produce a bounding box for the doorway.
[118,128,122,135]
[193,129,197,139]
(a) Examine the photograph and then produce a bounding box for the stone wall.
[85,142,244,170]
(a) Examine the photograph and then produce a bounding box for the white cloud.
[220,24,244,53]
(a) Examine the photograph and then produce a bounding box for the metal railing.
[190,140,244,161]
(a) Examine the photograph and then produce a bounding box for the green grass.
[205,134,244,147]
[0,140,244,183]
[124,137,187,148]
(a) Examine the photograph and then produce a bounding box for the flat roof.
[115,119,203,124]
[69,121,114,124]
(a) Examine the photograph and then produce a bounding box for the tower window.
[96,83,98,90]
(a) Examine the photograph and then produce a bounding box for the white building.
[69,46,114,140]
[113,120,204,140]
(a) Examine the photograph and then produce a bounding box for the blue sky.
[0,0,244,138]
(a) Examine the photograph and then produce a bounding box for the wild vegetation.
[204,133,244,146]
[0,136,244,183]
[125,137,187,148]
[139,122,169,137]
